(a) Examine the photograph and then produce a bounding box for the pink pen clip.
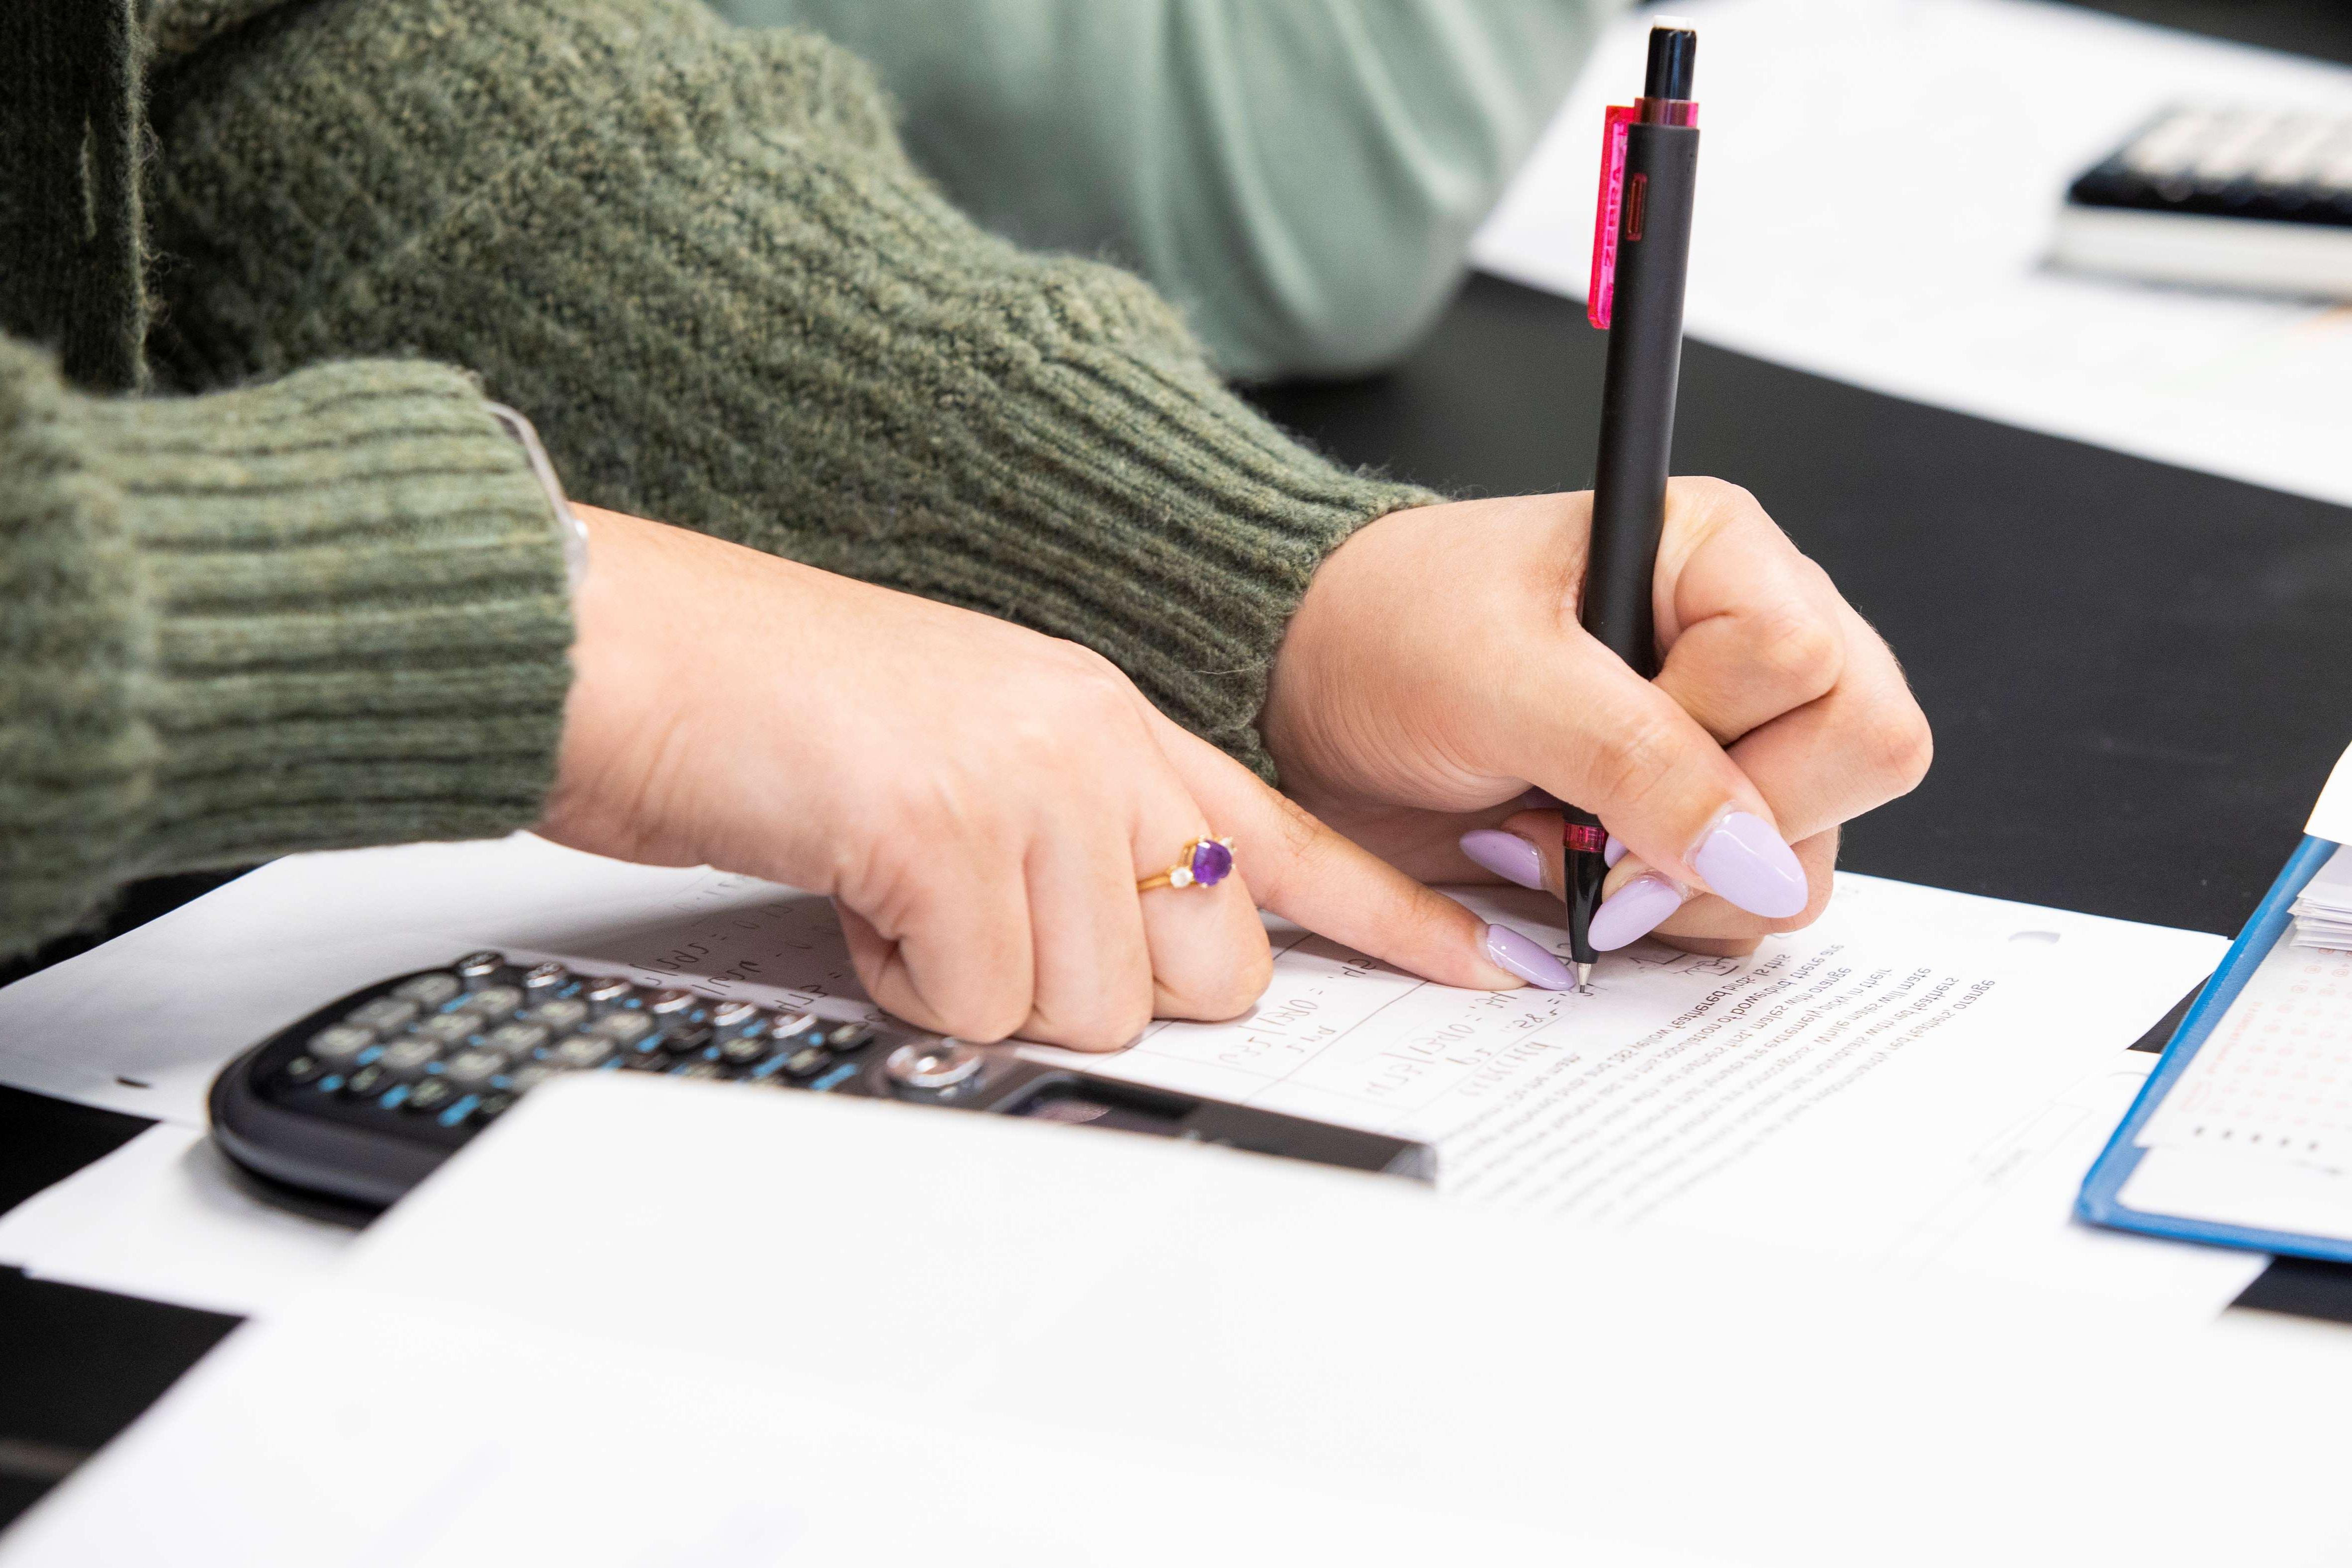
[1587,104,1637,329]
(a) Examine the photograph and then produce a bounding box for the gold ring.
[1137,836,1236,893]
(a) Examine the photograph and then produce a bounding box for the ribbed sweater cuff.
[78,360,576,871]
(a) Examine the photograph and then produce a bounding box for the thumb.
[1487,634,1810,919]
[1152,715,1576,993]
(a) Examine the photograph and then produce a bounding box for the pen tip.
[1574,962,1594,994]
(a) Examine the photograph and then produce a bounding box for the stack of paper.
[2291,843,2352,950]
[4,1077,2349,1568]
[0,834,2264,1323]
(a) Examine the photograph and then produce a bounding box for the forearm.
[0,340,574,958]
[716,0,1619,377]
[145,0,1435,776]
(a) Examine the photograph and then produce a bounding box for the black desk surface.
[8,0,2352,1530]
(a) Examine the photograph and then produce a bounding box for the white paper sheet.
[2141,936,2352,1159]
[1470,0,2352,508]
[2309,739,2352,845]
[1027,877,2239,1301]
[2113,933,2352,1243]
[0,836,2245,1320]
[7,1077,2347,1568]
[0,1126,355,1318]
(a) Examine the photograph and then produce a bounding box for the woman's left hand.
[1260,480,1933,957]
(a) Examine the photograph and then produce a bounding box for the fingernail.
[1690,810,1809,918]
[1460,829,1546,891]
[1590,874,1686,950]
[1604,833,1627,869]
[1484,924,1576,990]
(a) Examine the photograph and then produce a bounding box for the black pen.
[1566,18,1701,991]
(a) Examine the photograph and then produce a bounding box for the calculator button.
[620,1051,672,1072]
[393,973,462,1007]
[403,1077,456,1114]
[457,985,524,1020]
[307,1024,375,1065]
[646,989,698,1015]
[482,1022,550,1057]
[589,1012,653,1045]
[711,1000,761,1031]
[584,976,635,1011]
[717,1034,771,1068]
[346,997,420,1034]
[767,1013,817,1039]
[279,1054,324,1087]
[344,1063,393,1099]
[524,998,590,1032]
[884,1040,984,1091]
[550,1034,615,1070]
[377,1037,441,1076]
[781,1045,832,1080]
[417,1013,477,1046]
[470,1093,518,1124]
[824,1023,875,1050]
[453,951,505,983]
[674,1061,733,1081]
[442,1049,505,1087]
[660,1023,715,1057]
[522,960,571,991]
[504,1064,561,1093]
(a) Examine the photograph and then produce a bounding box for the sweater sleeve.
[139,0,1440,779]
[708,0,1620,380]
[0,338,575,958]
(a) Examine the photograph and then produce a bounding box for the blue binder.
[2078,834,2349,1261]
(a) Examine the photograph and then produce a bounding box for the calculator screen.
[1009,1084,1186,1138]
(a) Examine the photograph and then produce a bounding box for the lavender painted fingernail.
[1690,810,1809,918]
[1590,875,1685,950]
[1604,833,1628,869]
[1484,924,1576,990]
[1460,829,1546,891]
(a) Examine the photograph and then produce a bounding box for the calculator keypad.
[264,954,908,1140]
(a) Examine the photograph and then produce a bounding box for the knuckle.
[1589,711,1685,814]
[1750,604,1843,697]
[953,990,1031,1046]
[1863,703,1935,792]
[1673,475,1763,527]
[1167,929,1274,1021]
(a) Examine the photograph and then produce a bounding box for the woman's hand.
[537,507,1543,1050]
[1261,481,1933,957]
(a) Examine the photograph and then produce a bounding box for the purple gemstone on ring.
[1189,839,1234,888]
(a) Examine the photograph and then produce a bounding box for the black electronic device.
[208,951,1435,1208]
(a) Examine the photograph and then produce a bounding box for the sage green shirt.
[713,0,1616,378]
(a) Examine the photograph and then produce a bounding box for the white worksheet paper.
[0,835,2250,1318]
[6,1078,2346,1568]
[2121,936,2352,1242]
[1032,877,2239,1285]
[2309,739,2352,845]
[0,1125,354,1318]
[1471,0,2352,508]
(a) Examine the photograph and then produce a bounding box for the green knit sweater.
[0,0,1436,959]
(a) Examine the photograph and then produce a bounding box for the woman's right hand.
[536,507,1542,1051]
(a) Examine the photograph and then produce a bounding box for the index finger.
[1148,714,1570,993]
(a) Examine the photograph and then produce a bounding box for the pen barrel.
[1585,122,1700,680]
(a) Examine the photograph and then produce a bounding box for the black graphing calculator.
[209,951,1435,1208]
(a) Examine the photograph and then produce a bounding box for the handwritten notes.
[1031,878,2227,1274]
